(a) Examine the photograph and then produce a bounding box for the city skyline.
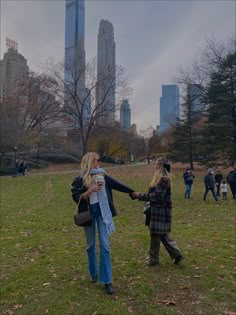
[1,0,235,131]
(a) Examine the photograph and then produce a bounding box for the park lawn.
[0,164,235,315]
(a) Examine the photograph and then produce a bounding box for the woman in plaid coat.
[131,157,184,266]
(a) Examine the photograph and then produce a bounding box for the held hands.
[130,192,140,200]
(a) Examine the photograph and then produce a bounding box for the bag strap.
[77,194,83,206]
[77,194,89,208]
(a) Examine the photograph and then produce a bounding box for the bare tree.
[44,58,131,155]
[16,72,60,134]
[0,73,60,154]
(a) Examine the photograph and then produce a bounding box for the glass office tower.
[120,99,131,129]
[64,0,85,84]
[159,85,179,132]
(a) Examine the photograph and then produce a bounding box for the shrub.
[35,154,80,164]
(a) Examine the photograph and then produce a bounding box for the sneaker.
[174,256,184,265]
[105,283,115,295]
[90,275,98,283]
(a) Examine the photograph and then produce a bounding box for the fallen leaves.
[158,299,177,306]
[13,304,22,310]
[43,282,50,286]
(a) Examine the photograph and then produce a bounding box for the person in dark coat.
[18,161,25,176]
[215,170,223,197]
[185,170,195,199]
[226,166,236,199]
[71,152,134,295]
[203,168,218,202]
[183,167,190,198]
[130,157,184,266]
[15,160,19,176]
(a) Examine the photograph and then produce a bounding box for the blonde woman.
[71,152,134,295]
[131,157,183,266]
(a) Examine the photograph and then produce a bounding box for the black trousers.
[149,233,182,264]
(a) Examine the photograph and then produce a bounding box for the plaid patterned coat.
[138,176,172,234]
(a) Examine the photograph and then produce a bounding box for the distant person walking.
[226,166,236,199]
[220,180,228,200]
[183,167,190,198]
[203,168,218,203]
[19,161,25,176]
[184,170,195,199]
[15,160,19,176]
[215,170,223,197]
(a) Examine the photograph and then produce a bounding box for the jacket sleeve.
[105,175,134,193]
[71,176,86,203]
[138,177,171,206]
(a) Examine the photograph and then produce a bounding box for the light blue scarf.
[90,168,115,237]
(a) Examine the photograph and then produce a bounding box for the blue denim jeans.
[84,203,112,284]
[185,184,192,198]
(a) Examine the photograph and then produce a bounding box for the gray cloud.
[1,0,235,131]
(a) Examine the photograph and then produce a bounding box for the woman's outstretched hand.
[130,192,140,199]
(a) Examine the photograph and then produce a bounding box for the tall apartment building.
[159,85,179,132]
[64,0,89,133]
[0,47,29,101]
[96,20,116,126]
[120,99,131,129]
[64,0,85,85]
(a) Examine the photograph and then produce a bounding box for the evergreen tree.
[201,51,236,165]
[169,85,204,169]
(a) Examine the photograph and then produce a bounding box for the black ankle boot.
[174,256,184,265]
[105,283,114,295]
[90,275,98,283]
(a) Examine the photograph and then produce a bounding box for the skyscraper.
[187,84,204,111]
[0,46,29,101]
[159,85,179,132]
[120,99,131,129]
[96,20,116,126]
[64,0,85,85]
[64,0,88,132]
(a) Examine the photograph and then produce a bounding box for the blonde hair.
[81,152,99,187]
[150,157,171,188]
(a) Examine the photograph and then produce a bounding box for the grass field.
[0,164,235,315]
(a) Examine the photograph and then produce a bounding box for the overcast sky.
[1,0,235,132]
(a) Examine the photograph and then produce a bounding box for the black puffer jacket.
[71,174,134,217]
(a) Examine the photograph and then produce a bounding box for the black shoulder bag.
[74,195,92,227]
